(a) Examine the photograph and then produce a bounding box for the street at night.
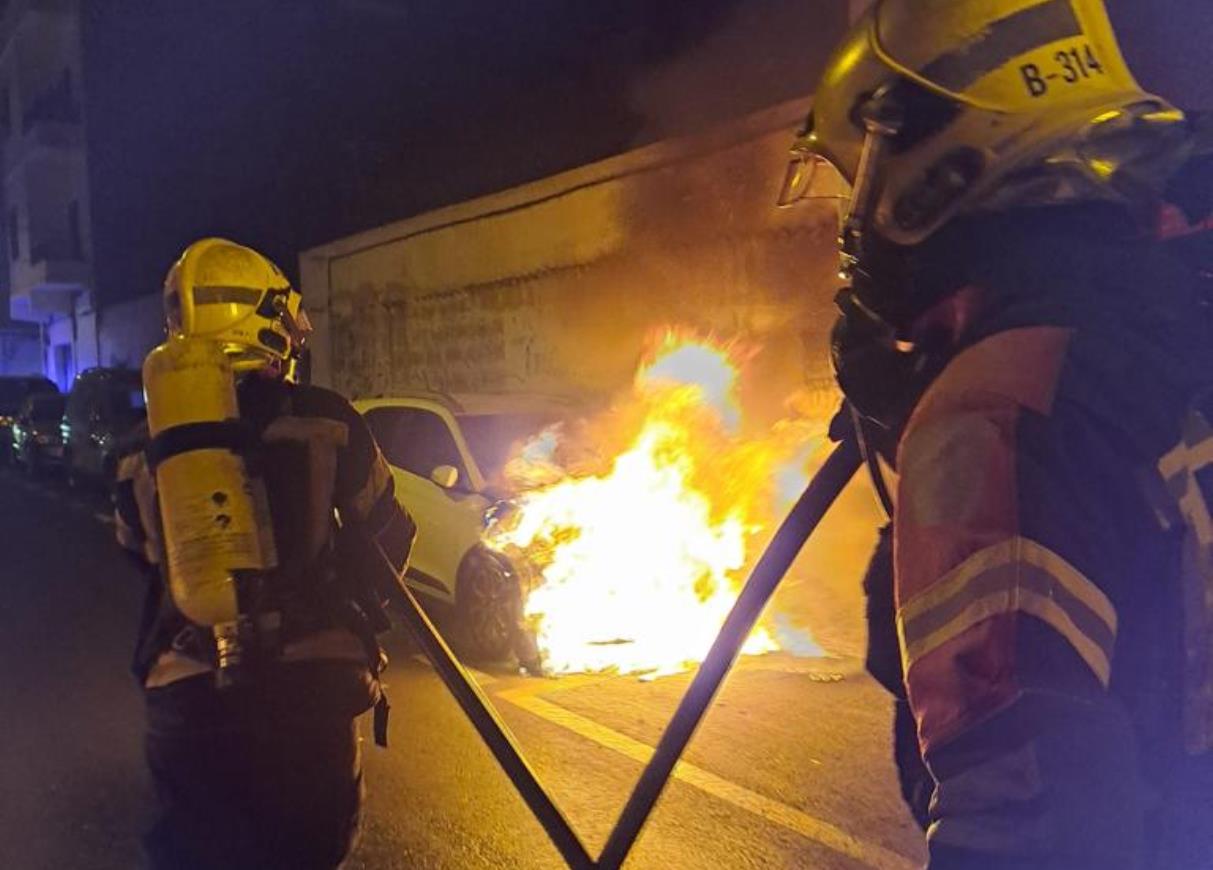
[0,465,924,869]
[3,1,1213,868]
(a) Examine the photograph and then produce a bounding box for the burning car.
[484,332,825,678]
[358,333,827,678]
[354,391,577,661]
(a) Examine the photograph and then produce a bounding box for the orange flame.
[487,330,824,677]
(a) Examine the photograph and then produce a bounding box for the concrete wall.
[96,290,159,370]
[302,99,844,419]
[21,289,153,389]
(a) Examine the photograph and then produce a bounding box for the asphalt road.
[0,465,925,869]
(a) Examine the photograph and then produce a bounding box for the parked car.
[0,375,58,464]
[62,367,145,487]
[11,392,67,475]
[354,392,576,660]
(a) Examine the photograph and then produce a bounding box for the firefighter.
[114,238,416,869]
[779,2,1213,867]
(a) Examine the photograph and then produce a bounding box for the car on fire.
[354,391,577,661]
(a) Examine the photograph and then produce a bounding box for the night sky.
[76,0,1213,305]
[83,0,805,303]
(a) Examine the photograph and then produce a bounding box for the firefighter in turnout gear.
[114,238,416,869]
[781,1,1213,867]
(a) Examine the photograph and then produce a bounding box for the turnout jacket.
[889,214,1213,869]
[114,376,415,697]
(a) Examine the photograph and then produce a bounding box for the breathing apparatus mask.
[782,88,960,437]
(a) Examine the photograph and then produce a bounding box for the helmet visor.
[777,149,824,207]
[777,147,851,214]
[777,150,854,268]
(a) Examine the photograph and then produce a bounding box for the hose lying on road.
[380,562,596,870]
[597,436,862,869]
[376,435,861,869]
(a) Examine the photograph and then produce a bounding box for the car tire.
[456,547,523,663]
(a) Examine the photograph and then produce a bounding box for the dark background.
[79,0,1213,306]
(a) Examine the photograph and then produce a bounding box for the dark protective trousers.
[143,663,373,870]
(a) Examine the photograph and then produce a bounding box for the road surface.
[0,465,925,869]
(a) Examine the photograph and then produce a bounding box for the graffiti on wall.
[322,111,845,413]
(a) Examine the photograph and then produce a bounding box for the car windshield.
[30,394,66,423]
[456,413,560,485]
[0,378,55,414]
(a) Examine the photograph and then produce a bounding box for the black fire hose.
[597,436,862,869]
[383,571,595,869]
[374,434,860,869]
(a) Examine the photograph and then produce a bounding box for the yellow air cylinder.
[143,336,277,631]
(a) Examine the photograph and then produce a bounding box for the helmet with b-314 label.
[780,0,1193,299]
[780,0,1196,429]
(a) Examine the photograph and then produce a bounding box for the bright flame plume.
[487,330,823,677]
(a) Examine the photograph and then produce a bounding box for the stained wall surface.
[303,101,844,420]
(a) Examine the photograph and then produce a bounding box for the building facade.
[0,0,92,389]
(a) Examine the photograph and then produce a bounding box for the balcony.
[1,67,82,171]
[9,240,90,323]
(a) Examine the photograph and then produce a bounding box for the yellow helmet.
[780,0,1192,272]
[163,238,310,370]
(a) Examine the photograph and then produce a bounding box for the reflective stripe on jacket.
[895,325,1194,867]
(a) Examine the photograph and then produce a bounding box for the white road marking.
[497,685,916,870]
[93,512,114,525]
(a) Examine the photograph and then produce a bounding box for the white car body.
[352,392,574,607]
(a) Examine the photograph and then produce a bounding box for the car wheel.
[456,548,523,663]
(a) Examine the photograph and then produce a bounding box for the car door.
[364,405,489,604]
[96,380,144,478]
[65,379,101,477]
[84,387,108,476]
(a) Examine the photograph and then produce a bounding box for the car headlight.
[483,499,517,530]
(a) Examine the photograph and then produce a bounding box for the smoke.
[626,0,848,144]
